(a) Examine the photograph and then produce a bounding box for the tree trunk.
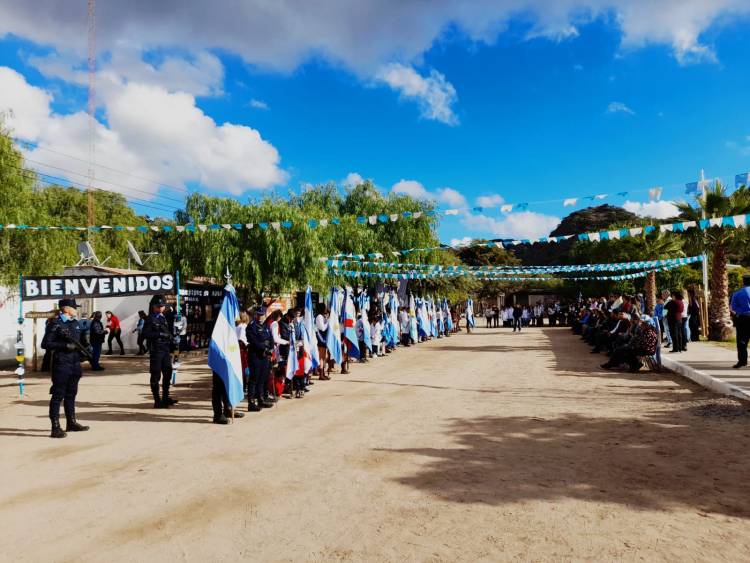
[645,271,656,315]
[708,245,734,341]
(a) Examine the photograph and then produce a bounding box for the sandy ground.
[2,327,750,562]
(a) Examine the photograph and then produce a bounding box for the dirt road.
[2,327,750,562]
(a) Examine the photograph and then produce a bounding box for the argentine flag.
[303,286,319,370]
[358,292,372,352]
[466,298,475,328]
[326,288,343,365]
[286,324,299,380]
[208,284,245,407]
[342,288,360,359]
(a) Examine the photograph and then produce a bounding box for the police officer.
[246,306,274,412]
[41,298,90,438]
[730,274,750,369]
[142,294,178,408]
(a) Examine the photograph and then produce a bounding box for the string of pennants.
[324,255,703,274]
[331,212,750,259]
[0,209,438,233]
[327,259,697,281]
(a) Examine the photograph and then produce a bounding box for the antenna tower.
[87,0,96,227]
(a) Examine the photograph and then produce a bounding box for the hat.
[58,298,78,309]
[150,294,167,306]
[254,306,267,316]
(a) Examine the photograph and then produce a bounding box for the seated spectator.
[601,316,659,372]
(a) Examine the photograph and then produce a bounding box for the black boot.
[261,397,274,408]
[65,417,90,432]
[151,384,167,408]
[213,414,229,424]
[224,408,245,419]
[247,399,261,412]
[50,418,67,439]
[163,385,178,406]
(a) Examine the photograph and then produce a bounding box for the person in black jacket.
[142,294,178,408]
[41,298,91,438]
[246,306,274,412]
[89,311,106,371]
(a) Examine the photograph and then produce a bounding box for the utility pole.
[87,0,96,228]
[699,169,709,301]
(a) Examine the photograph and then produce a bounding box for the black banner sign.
[22,273,176,301]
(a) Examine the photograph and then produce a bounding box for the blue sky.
[1,1,749,244]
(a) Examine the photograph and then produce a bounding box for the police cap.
[150,294,167,306]
[58,298,79,309]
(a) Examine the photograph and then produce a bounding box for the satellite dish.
[76,241,101,265]
[127,240,143,266]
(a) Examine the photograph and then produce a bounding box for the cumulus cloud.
[342,172,365,188]
[375,63,458,125]
[0,66,286,200]
[391,179,467,208]
[1,1,745,72]
[606,101,635,115]
[475,194,505,208]
[623,200,679,219]
[463,211,561,240]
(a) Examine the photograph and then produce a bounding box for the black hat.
[254,305,267,316]
[150,294,167,306]
[58,298,78,309]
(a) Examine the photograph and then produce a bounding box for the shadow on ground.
[380,410,750,518]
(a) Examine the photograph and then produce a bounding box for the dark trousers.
[211,372,230,419]
[668,318,684,352]
[107,329,124,354]
[249,355,270,402]
[681,318,689,350]
[137,332,148,354]
[90,342,102,369]
[150,350,172,397]
[609,346,646,370]
[401,333,411,346]
[513,318,521,332]
[736,315,750,365]
[49,363,82,420]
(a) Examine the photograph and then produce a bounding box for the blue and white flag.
[737,172,750,188]
[358,292,372,352]
[466,298,475,328]
[326,288,343,365]
[342,288,360,359]
[304,286,319,370]
[208,284,245,408]
[286,325,299,380]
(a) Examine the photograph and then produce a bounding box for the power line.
[14,137,191,195]
[22,156,187,205]
[7,164,182,216]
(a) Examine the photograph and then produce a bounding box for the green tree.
[675,182,750,340]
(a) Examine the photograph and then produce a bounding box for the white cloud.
[374,63,458,125]
[391,179,467,208]
[475,194,505,208]
[249,98,269,110]
[2,1,746,72]
[0,66,286,200]
[606,101,635,115]
[450,236,473,247]
[463,211,561,240]
[623,200,679,219]
[342,172,365,188]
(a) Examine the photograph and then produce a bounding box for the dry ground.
[2,327,750,562]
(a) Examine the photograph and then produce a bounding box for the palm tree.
[622,230,684,314]
[675,182,750,341]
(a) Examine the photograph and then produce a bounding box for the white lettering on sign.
[113,277,127,294]
[99,278,111,294]
[81,278,97,294]
[136,277,148,291]
[64,279,79,295]
[161,274,174,291]
[24,280,40,297]
[149,276,161,291]
[50,279,63,296]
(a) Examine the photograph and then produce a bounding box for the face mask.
[60,313,72,322]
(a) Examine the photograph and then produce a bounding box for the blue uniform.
[41,315,87,420]
[731,286,750,366]
[142,312,174,405]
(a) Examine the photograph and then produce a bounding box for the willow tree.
[676,182,750,340]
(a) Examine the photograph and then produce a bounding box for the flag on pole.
[207,284,245,408]
[358,292,372,352]
[304,286,319,370]
[466,298,475,328]
[342,288,360,359]
[286,324,299,380]
[326,288,343,365]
